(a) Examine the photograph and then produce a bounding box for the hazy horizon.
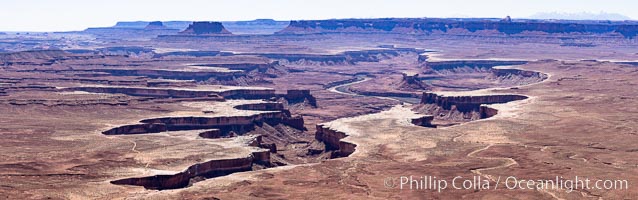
[1,0,637,32]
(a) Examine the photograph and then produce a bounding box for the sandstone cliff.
[315,124,356,158]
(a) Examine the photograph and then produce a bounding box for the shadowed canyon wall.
[315,124,357,158]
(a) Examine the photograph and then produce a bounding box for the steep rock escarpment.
[423,60,529,72]
[0,50,70,66]
[152,51,232,58]
[314,124,357,158]
[106,101,308,189]
[416,92,528,122]
[489,67,548,85]
[201,62,288,86]
[111,135,270,190]
[102,123,167,135]
[411,115,435,127]
[111,157,254,190]
[81,61,285,85]
[67,86,317,109]
[276,18,638,38]
[67,86,275,99]
[282,89,318,107]
[138,112,302,133]
[248,48,425,65]
[417,59,547,89]
[315,108,434,159]
[103,101,305,135]
[94,68,246,81]
[180,22,232,35]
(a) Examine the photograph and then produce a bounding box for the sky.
[1,0,636,32]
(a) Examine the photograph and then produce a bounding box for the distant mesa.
[275,18,638,38]
[144,21,168,30]
[501,16,512,23]
[180,21,232,35]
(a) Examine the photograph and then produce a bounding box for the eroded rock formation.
[489,67,548,85]
[111,157,254,189]
[94,68,246,81]
[111,135,268,190]
[411,115,435,127]
[198,129,222,139]
[283,89,317,107]
[248,48,424,65]
[315,124,356,158]
[180,22,232,35]
[276,18,638,38]
[416,59,547,90]
[399,72,429,91]
[103,101,305,135]
[68,86,274,99]
[0,50,69,66]
[102,123,167,135]
[416,92,528,121]
[144,21,168,30]
[151,51,232,58]
[106,101,308,189]
[423,60,528,72]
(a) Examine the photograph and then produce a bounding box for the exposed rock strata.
[111,156,254,189]
[323,77,362,89]
[103,101,305,135]
[68,86,274,99]
[417,92,528,121]
[111,135,269,190]
[106,101,306,189]
[94,68,246,81]
[152,51,232,58]
[410,115,435,127]
[399,72,429,91]
[423,60,528,71]
[314,124,356,158]
[489,67,548,85]
[67,86,317,109]
[102,123,167,135]
[418,59,547,89]
[248,48,424,65]
[276,18,638,38]
[283,89,317,107]
[314,106,433,159]
[0,50,69,66]
[197,129,222,139]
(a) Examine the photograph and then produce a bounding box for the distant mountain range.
[529,12,633,21]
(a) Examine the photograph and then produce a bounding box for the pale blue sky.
[1,0,636,31]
